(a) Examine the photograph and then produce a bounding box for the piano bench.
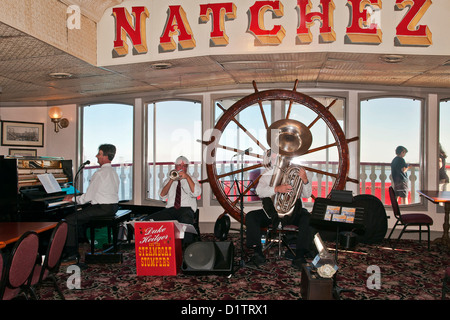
[85,209,131,264]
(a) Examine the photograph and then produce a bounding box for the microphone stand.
[232,152,272,276]
[71,162,88,270]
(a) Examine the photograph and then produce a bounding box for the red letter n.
[113,7,149,56]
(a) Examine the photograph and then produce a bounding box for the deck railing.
[82,161,431,205]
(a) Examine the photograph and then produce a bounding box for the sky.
[82,103,134,164]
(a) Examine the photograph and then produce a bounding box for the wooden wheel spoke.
[303,166,358,184]
[214,142,262,159]
[200,163,263,184]
[286,80,299,119]
[286,99,294,119]
[307,98,337,129]
[346,176,359,184]
[216,103,267,152]
[304,166,339,179]
[305,137,359,155]
[216,163,262,180]
[252,81,269,129]
[258,101,269,129]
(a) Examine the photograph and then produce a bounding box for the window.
[439,100,450,191]
[360,97,422,204]
[211,96,344,204]
[81,103,133,201]
[287,97,345,201]
[146,100,202,200]
[212,98,271,202]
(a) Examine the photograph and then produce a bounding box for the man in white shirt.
[246,157,314,268]
[63,144,120,260]
[142,156,201,246]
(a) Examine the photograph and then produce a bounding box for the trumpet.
[169,169,182,180]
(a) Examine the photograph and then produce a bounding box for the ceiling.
[2,16,450,105]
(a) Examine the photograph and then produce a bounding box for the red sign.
[134,221,183,276]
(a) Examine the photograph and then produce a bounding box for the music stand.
[310,191,365,299]
[232,152,273,276]
[71,163,88,269]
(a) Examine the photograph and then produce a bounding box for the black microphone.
[79,160,90,169]
[235,147,252,156]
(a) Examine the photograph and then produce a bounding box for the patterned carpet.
[36,233,449,302]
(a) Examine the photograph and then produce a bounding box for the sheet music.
[37,173,62,194]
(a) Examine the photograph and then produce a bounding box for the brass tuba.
[266,119,313,217]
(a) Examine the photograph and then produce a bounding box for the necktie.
[174,181,181,209]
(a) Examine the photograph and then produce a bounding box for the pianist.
[62,144,120,261]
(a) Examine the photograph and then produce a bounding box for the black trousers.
[145,206,195,245]
[245,199,314,255]
[65,203,118,250]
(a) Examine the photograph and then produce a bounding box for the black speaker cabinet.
[181,241,234,275]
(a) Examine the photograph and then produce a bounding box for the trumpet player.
[142,156,201,246]
[246,157,314,269]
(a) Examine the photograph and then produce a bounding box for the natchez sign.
[97,0,445,66]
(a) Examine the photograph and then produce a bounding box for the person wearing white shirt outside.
[143,156,201,246]
[63,144,120,260]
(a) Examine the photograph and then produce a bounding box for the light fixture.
[380,54,405,63]
[150,62,172,70]
[48,107,69,133]
[48,72,73,79]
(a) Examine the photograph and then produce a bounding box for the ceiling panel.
[1,20,450,104]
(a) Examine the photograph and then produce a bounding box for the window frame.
[358,93,427,211]
[143,98,203,206]
[78,101,135,202]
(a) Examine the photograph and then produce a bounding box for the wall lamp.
[48,107,69,133]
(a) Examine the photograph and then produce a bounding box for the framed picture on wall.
[8,148,38,157]
[1,120,44,147]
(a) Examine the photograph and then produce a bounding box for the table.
[0,221,58,249]
[418,190,450,248]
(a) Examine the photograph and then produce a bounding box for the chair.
[0,231,39,300]
[29,220,68,300]
[84,209,131,263]
[442,267,450,300]
[387,186,433,250]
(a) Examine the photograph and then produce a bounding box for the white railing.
[81,163,133,201]
[82,161,428,205]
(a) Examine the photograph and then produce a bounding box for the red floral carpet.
[37,234,449,301]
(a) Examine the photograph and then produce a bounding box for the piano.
[0,156,75,222]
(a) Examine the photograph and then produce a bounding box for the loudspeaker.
[181,241,234,275]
